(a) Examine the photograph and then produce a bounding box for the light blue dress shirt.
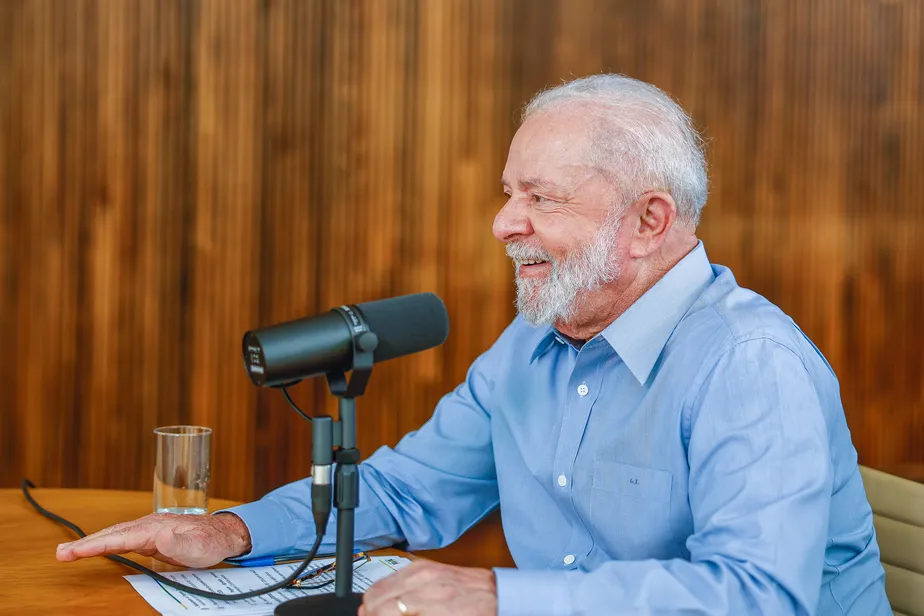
[226,242,890,615]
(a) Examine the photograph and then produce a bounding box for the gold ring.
[396,597,410,615]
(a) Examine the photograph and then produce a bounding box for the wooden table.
[0,487,406,614]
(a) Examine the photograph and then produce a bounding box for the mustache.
[505,242,555,263]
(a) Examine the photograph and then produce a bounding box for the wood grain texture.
[0,487,411,613]
[0,488,242,614]
[2,0,923,570]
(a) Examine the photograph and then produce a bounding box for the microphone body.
[242,292,449,388]
[311,416,334,534]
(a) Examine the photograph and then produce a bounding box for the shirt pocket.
[590,460,680,560]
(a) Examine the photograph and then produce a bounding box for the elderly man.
[56,75,889,615]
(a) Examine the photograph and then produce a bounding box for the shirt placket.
[551,338,606,569]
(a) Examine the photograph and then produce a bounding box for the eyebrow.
[500,176,570,194]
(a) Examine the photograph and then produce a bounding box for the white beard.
[507,215,622,326]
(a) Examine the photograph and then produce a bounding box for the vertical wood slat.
[1,0,923,569]
[0,0,15,480]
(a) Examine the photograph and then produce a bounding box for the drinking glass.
[153,425,212,514]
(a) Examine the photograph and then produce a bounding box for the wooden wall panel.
[2,0,923,569]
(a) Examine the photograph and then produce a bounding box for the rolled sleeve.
[214,498,297,560]
[493,568,571,616]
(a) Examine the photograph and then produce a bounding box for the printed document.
[125,555,411,616]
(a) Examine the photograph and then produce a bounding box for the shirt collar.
[529,330,560,363]
[530,241,715,384]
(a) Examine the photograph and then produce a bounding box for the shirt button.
[563,554,575,565]
[557,474,567,487]
[577,382,589,397]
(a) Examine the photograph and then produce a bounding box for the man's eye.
[532,194,553,204]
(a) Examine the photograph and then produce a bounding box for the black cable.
[282,385,314,423]
[21,478,326,601]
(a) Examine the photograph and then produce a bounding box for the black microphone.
[241,292,450,388]
[242,292,449,546]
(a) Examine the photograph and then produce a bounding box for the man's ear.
[628,191,677,258]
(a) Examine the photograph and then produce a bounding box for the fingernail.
[57,543,70,551]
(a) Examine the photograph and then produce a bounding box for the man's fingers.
[57,524,153,560]
[363,561,436,614]
[363,562,495,616]
[69,528,147,558]
[55,545,80,562]
[55,516,155,560]
[363,585,438,616]
[57,529,115,561]
[54,514,232,567]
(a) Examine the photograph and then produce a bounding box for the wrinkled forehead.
[504,109,597,186]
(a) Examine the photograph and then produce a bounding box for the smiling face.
[495,107,628,326]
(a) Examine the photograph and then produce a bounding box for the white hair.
[523,74,708,226]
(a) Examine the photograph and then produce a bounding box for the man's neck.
[555,237,698,341]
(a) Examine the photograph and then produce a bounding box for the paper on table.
[124,555,411,616]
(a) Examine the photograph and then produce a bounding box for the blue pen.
[233,552,316,567]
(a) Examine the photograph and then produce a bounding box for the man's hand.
[55,512,252,569]
[360,560,497,616]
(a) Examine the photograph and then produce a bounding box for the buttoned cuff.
[213,498,297,560]
[493,568,571,616]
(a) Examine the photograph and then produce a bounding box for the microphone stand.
[275,332,377,616]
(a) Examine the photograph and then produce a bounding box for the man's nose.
[493,197,532,243]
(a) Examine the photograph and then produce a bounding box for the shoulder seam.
[679,335,810,452]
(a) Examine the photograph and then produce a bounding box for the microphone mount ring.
[326,304,378,399]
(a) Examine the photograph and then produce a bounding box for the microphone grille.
[355,293,449,363]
